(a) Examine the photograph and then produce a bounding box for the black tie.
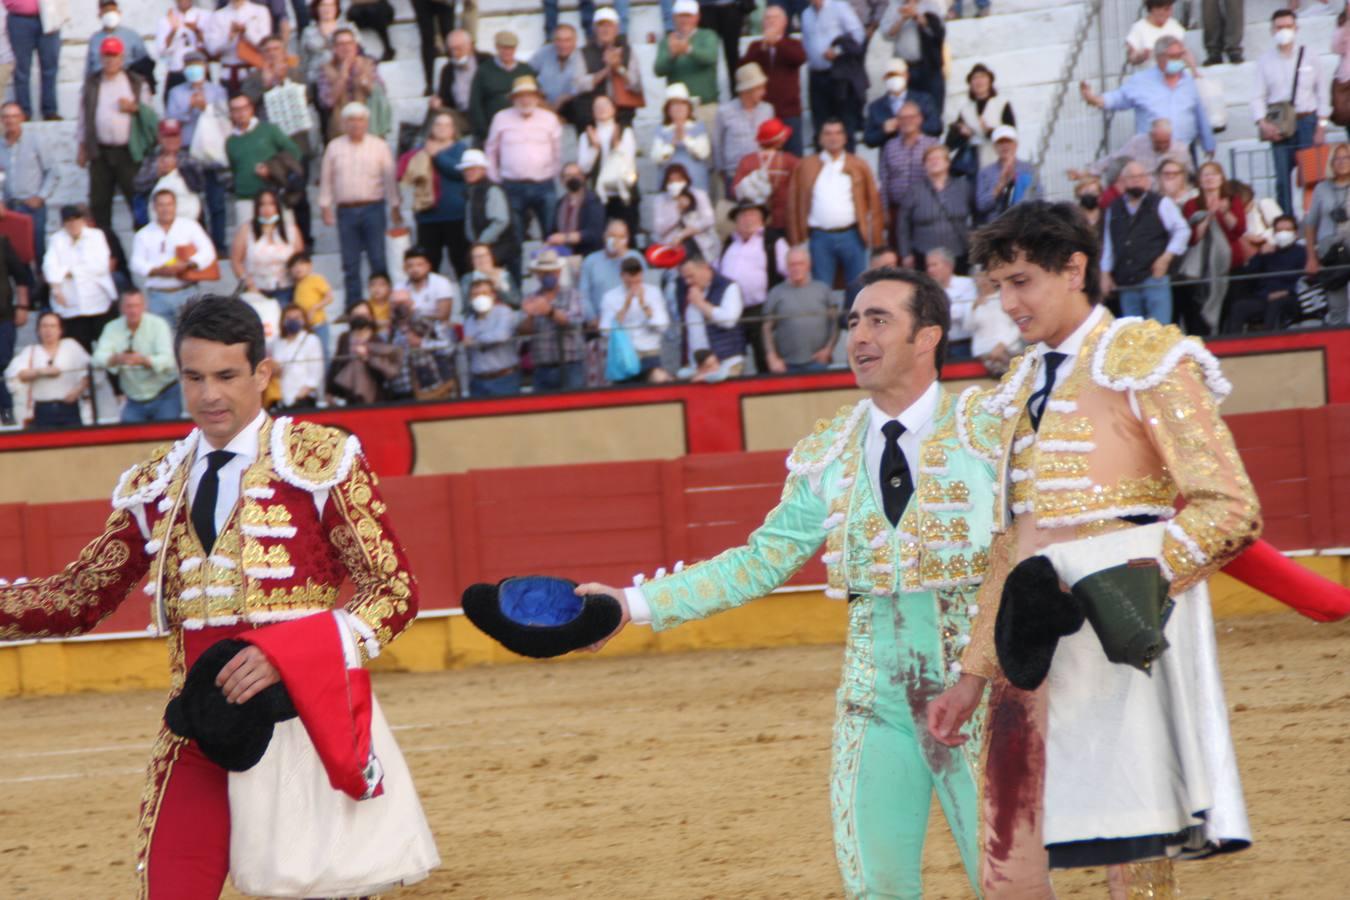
[880,420,913,527]
[1027,352,1068,432]
[191,450,235,555]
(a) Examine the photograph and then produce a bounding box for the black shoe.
[1227,52,1244,65]
[0,409,14,426]
[1203,55,1223,67]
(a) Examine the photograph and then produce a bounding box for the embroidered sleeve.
[0,508,151,640]
[1133,357,1261,593]
[959,526,1018,679]
[955,385,1002,469]
[641,473,829,631]
[323,453,419,657]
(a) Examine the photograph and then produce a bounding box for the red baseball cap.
[100,36,125,56]
[757,118,792,147]
[159,119,183,137]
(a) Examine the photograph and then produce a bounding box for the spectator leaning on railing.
[763,244,836,374]
[5,311,89,429]
[518,250,587,393]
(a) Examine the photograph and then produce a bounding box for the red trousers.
[138,624,250,899]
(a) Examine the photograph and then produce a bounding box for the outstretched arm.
[577,471,829,650]
[0,508,151,640]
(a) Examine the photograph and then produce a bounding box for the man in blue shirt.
[578,218,643,323]
[801,0,865,147]
[1081,35,1214,157]
[529,24,586,123]
[84,0,149,78]
[974,126,1040,225]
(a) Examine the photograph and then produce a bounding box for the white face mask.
[101,11,121,29]
[666,181,688,197]
[1273,230,1297,248]
[605,236,623,254]
[886,76,907,95]
[1274,27,1296,47]
[471,294,494,314]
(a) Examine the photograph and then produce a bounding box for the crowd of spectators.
[0,0,1346,431]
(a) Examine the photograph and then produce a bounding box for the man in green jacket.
[223,92,300,220]
[469,31,536,140]
[577,268,1003,899]
[655,0,722,142]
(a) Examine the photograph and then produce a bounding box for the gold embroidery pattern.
[283,419,349,483]
[0,508,141,640]
[330,461,416,647]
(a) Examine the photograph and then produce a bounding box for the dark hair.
[620,257,644,275]
[1273,214,1298,230]
[152,188,177,204]
[260,34,285,49]
[287,250,311,268]
[661,163,691,189]
[251,189,291,244]
[404,246,432,264]
[60,203,86,222]
[965,63,996,94]
[1272,8,1295,23]
[1145,0,1174,10]
[368,270,391,285]
[692,348,715,367]
[970,201,1103,305]
[819,117,845,132]
[175,295,266,371]
[856,266,951,373]
[36,310,64,334]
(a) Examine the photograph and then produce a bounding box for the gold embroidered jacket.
[961,313,1262,679]
[0,416,418,687]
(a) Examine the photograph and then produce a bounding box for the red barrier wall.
[2,328,1349,477]
[3,405,1344,637]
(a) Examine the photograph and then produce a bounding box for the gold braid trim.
[133,726,189,899]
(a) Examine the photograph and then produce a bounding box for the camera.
[1331,207,1348,224]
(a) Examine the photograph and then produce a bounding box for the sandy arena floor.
[0,614,1345,899]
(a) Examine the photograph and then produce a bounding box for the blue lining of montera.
[500,576,584,627]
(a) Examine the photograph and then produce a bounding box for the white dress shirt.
[808,152,858,231]
[130,217,218,290]
[628,381,942,624]
[1252,44,1330,120]
[186,411,267,538]
[155,7,208,74]
[599,283,670,356]
[396,273,459,324]
[863,381,941,517]
[204,0,273,67]
[42,227,118,318]
[1030,303,1106,397]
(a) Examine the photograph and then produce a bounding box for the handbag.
[1334,79,1350,127]
[228,695,440,898]
[176,244,221,282]
[604,321,641,383]
[1264,47,1304,141]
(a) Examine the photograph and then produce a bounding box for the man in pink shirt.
[485,75,562,255]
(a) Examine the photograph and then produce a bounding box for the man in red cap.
[732,117,799,232]
[0,295,430,898]
[77,35,151,272]
[133,119,207,225]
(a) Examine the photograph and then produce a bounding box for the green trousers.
[831,593,982,900]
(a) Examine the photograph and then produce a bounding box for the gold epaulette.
[270,416,362,492]
[1090,316,1232,402]
[786,401,870,478]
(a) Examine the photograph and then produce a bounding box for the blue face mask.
[537,274,559,290]
[185,64,206,83]
[1164,59,1186,76]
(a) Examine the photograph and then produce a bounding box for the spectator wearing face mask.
[548,162,607,259]
[84,0,148,79]
[269,305,324,409]
[1224,214,1306,333]
[165,52,229,251]
[1252,8,1328,216]
[463,280,522,396]
[1080,36,1214,160]
[433,29,489,139]
[578,218,643,323]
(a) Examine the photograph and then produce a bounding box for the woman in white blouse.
[230,189,305,302]
[269,305,326,408]
[42,206,118,352]
[578,94,641,236]
[5,312,90,429]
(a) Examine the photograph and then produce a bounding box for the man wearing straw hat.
[715,63,775,193]
[485,74,562,251]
